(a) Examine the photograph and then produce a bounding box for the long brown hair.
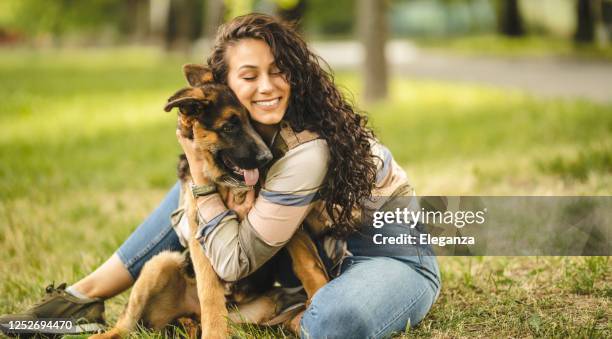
[207,13,378,236]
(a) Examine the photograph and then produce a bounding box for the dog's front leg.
[186,194,228,339]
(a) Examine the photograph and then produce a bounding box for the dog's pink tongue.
[243,168,259,186]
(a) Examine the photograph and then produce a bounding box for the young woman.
[1,13,440,338]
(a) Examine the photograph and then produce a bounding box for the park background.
[0,0,610,337]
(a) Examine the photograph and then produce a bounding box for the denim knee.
[300,295,371,339]
[300,286,437,339]
[298,256,440,339]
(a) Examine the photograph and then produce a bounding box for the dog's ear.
[183,64,214,87]
[164,88,203,114]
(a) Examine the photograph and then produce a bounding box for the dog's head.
[165,64,272,187]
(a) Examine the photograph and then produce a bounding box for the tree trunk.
[125,0,149,42]
[166,0,196,51]
[149,0,171,44]
[593,0,609,47]
[575,0,595,42]
[497,0,524,37]
[204,0,225,39]
[358,0,388,103]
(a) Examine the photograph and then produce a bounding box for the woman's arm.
[179,132,329,281]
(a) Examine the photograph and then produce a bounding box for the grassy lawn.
[0,47,610,338]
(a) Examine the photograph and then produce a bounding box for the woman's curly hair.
[207,13,378,237]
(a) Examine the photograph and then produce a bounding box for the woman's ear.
[183,64,214,87]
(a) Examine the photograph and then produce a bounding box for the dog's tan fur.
[90,65,328,339]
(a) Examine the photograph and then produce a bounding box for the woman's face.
[226,39,290,126]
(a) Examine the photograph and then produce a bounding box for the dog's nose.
[256,150,273,166]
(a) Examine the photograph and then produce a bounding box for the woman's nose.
[257,74,273,94]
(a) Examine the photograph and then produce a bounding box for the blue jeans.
[116,182,441,338]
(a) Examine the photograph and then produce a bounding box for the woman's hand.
[176,130,208,185]
[226,189,256,220]
[177,129,256,219]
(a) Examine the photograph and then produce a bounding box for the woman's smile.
[253,97,281,109]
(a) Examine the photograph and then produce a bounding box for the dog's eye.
[222,124,237,133]
[181,102,202,116]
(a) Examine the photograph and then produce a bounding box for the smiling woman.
[176,13,440,338]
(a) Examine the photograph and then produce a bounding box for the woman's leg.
[300,256,441,339]
[71,254,133,299]
[72,182,184,299]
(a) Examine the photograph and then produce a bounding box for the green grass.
[360,75,611,195]
[538,147,612,182]
[0,47,610,338]
[406,256,610,338]
[413,34,612,60]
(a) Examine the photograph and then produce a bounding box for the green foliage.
[303,0,354,37]
[3,0,126,36]
[225,0,255,21]
[0,0,20,27]
[274,0,300,11]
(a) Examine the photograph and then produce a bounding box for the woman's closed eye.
[269,67,283,76]
[238,69,257,80]
[242,72,281,81]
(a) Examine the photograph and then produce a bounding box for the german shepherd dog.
[90,65,328,339]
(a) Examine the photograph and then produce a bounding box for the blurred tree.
[574,0,610,47]
[440,0,474,35]
[593,0,610,47]
[304,0,354,37]
[497,0,524,36]
[165,0,202,51]
[588,0,612,48]
[150,0,171,44]
[358,0,388,102]
[6,0,125,44]
[225,0,255,20]
[204,0,225,39]
[575,0,595,42]
[124,0,149,42]
[1,0,214,49]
